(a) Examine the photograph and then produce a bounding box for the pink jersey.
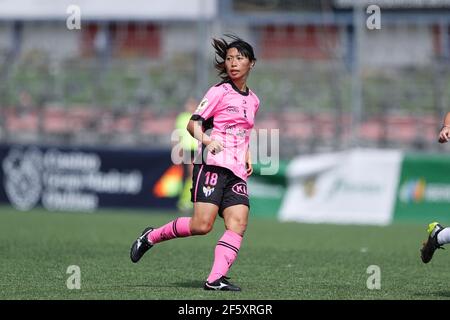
[192,80,260,181]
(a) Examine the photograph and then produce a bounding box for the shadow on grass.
[173,281,205,289]
[124,280,204,289]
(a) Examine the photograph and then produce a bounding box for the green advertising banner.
[394,153,450,223]
[248,161,288,219]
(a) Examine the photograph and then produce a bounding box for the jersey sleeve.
[191,85,224,121]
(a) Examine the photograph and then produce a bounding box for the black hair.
[212,34,257,80]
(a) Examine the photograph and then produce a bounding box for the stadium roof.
[334,0,450,8]
[0,0,217,21]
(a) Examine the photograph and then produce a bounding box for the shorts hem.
[192,199,221,207]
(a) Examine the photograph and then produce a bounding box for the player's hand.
[439,126,450,143]
[246,161,253,176]
[206,140,224,155]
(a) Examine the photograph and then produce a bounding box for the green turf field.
[1,206,449,300]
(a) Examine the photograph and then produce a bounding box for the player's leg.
[438,226,450,244]
[204,204,248,291]
[130,164,222,263]
[190,202,219,235]
[420,222,449,263]
[204,169,250,292]
[150,202,219,241]
[130,202,218,263]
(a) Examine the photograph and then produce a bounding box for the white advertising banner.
[279,149,403,225]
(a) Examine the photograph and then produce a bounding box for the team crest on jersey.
[196,98,208,112]
[203,185,215,197]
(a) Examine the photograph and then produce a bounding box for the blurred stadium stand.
[1,0,450,158]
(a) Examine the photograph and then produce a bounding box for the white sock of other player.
[437,227,450,245]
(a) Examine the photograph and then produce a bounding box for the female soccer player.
[420,115,450,263]
[130,35,259,291]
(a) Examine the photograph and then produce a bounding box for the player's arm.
[246,148,253,176]
[439,112,450,143]
[187,119,223,154]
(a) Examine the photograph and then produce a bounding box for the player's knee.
[227,219,247,236]
[237,223,248,236]
[196,224,213,235]
[191,221,214,235]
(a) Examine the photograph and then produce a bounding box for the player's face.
[225,47,253,82]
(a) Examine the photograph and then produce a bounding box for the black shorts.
[191,164,250,217]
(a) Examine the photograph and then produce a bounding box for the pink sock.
[207,230,243,283]
[148,217,192,244]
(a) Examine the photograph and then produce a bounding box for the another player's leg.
[177,162,194,213]
[420,222,449,263]
[204,204,248,292]
[130,202,218,263]
[177,178,193,212]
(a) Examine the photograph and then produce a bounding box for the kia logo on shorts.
[232,182,248,197]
